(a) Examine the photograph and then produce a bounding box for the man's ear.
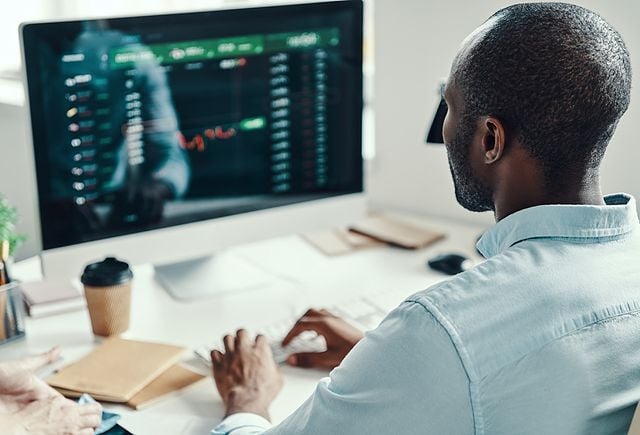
[481,116,506,164]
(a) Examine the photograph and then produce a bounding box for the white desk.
[0,213,486,434]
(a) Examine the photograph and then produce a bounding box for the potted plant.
[0,195,26,343]
[0,195,25,259]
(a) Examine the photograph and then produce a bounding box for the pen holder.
[0,281,26,346]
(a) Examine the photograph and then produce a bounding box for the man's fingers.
[282,308,334,346]
[211,349,223,367]
[235,329,250,351]
[79,402,102,416]
[223,335,235,354]
[79,412,102,429]
[255,334,269,349]
[78,429,96,435]
[291,308,324,325]
[18,347,61,373]
[254,334,275,360]
[304,308,322,317]
[282,317,318,346]
[281,317,326,347]
[286,351,338,369]
[302,308,333,320]
[25,377,62,402]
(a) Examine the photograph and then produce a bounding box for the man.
[0,348,102,434]
[210,3,639,434]
[47,21,191,246]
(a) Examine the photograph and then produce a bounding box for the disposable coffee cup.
[81,257,133,337]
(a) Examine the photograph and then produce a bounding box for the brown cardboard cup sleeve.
[81,257,133,337]
[84,283,131,336]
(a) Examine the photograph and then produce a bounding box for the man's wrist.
[224,387,271,421]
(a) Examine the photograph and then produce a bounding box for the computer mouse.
[427,253,473,275]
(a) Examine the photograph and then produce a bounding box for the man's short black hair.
[454,2,632,187]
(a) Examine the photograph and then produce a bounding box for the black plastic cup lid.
[81,257,133,287]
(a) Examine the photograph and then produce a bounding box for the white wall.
[370,0,640,226]
[0,96,38,259]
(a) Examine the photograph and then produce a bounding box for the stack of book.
[47,337,205,409]
[21,281,87,318]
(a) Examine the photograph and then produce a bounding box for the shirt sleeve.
[211,413,271,435]
[213,301,475,435]
[139,59,191,198]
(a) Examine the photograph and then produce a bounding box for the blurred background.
[0,0,638,259]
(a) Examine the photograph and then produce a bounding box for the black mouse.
[427,253,473,275]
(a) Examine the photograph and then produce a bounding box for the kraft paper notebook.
[55,364,206,409]
[47,337,187,403]
[349,214,446,249]
[301,227,384,256]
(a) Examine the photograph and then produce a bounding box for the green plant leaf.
[0,195,26,256]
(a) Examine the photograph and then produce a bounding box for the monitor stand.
[154,251,274,301]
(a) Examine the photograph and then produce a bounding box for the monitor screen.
[22,1,363,250]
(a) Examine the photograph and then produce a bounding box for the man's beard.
[447,115,494,212]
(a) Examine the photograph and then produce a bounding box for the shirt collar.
[476,193,639,258]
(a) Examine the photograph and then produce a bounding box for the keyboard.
[194,295,389,365]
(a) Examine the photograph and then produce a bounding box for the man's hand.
[134,180,173,223]
[282,308,364,369]
[0,348,62,413]
[211,329,283,420]
[0,348,102,434]
[110,180,173,226]
[0,395,102,435]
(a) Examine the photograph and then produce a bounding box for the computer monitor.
[20,0,365,299]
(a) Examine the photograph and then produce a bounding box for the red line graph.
[178,125,237,152]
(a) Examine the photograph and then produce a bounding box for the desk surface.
[0,213,487,434]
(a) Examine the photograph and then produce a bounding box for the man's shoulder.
[406,251,528,317]
[403,249,566,379]
[404,236,640,379]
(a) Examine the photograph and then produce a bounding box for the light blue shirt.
[213,193,640,435]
